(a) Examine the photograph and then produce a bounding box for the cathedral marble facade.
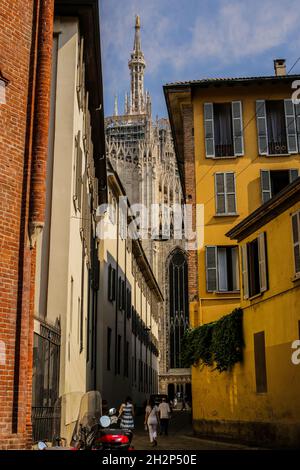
[105,16,191,400]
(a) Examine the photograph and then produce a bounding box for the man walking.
[158,398,171,436]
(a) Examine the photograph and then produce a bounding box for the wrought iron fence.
[32,319,60,442]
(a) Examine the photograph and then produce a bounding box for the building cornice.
[55,0,107,204]
[226,178,300,242]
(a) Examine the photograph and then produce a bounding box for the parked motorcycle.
[91,411,134,451]
[71,390,103,449]
[37,391,134,451]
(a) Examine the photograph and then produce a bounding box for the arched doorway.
[168,250,189,368]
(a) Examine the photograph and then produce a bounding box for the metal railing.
[32,406,60,442]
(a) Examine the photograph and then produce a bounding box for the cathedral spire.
[114,94,118,116]
[133,15,141,53]
[128,15,147,115]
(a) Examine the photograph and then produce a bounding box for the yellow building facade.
[226,179,300,447]
[164,63,300,447]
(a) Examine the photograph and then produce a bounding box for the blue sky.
[100,0,300,118]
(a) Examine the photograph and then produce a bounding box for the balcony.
[215,143,234,158]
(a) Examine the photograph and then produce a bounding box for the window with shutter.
[232,101,244,156]
[246,233,269,297]
[266,100,287,155]
[217,247,228,291]
[73,132,82,212]
[107,265,111,300]
[284,99,298,154]
[289,168,299,183]
[258,232,268,293]
[291,211,300,276]
[76,37,84,110]
[215,172,237,215]
[204,103,215,158]
[206,246,239,293]
[261,169,299,203]
[108,265,116,302]
[256,100,268,155]
[108,265,112,301]
[241,245,249,299]
[118,277,122,310]
[257,99,299,156]
[225,173,237,214]
[112,268,116,300]
[81,172,87,235]
[83,92,90,151]
[206,246,217,292]
[215,173,225,214]
[260,170,271,203]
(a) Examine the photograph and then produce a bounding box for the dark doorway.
[168,383,175,401]
[185,383,192,402]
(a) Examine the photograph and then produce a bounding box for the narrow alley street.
[132,411,258,451]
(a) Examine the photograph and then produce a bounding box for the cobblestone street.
[132,411,258,451]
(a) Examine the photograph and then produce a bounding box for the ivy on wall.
[181,308,244,372]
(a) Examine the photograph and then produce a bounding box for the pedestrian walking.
[158,397,171,436]
[144,399,159,446]
[118,396,135,430]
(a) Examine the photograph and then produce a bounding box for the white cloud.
[169,0,300,70]
[101,0,300,114]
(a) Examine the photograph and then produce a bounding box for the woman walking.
[144,399,159,447]
[118,396,135,430]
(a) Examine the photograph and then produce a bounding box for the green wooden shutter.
[260,170,271,203]
[204,103,215,158]
[225,172,237,214]
[256,100,268,155]
[206,246,217,292]
[241,244,249,300]
[292,212,300,275]
[108,264,112,301]
[112,268,116,301]
[232,101,244,156]
[284,99,298,154]
[215,173,225,214]
[289,169,299,183]
[258,232,268,293]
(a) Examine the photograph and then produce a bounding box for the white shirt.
[158,402,170,419]
[146,405,158,424]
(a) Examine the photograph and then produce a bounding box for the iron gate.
[32,320,60,442]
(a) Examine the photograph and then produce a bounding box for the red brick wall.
[0,0,54,449]
[182,104,199,303]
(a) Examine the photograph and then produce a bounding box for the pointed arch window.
[169,250,189,368]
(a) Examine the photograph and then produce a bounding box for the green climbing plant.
[181,308,244,372]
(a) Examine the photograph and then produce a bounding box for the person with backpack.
[144,399,159,447]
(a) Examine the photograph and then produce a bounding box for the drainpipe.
[29,0,54,247]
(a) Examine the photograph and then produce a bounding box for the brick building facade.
[0,0,54,449]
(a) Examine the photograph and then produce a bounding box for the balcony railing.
[268,141,288,155]
[215,143,234,157]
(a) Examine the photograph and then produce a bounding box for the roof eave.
[226,179,300,242]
